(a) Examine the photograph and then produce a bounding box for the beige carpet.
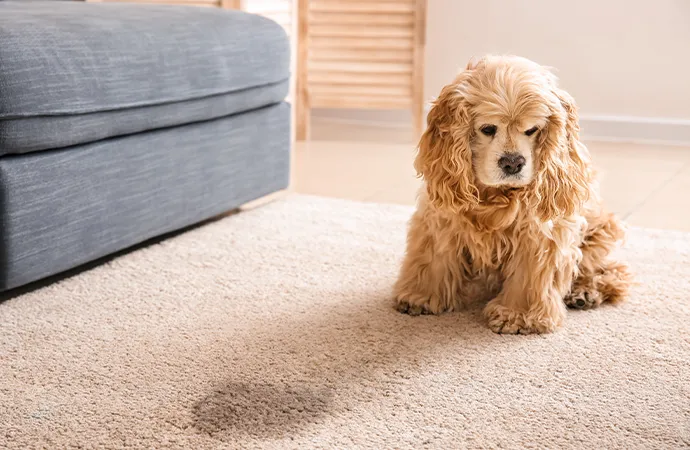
[1,195,688,449]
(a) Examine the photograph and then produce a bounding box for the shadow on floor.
[0,209,239,304]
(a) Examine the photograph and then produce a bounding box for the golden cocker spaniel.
[394,55,631,334]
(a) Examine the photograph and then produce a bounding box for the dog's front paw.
[484,299,562,335]
[394,293,450,316]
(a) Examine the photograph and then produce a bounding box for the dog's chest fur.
[438,199,551,305]
[428,210,519,305]
[456,226,512,305]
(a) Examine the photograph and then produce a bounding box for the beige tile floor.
[288,120,690,232]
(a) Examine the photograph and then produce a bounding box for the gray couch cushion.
[0,2,290,155]
[0,80,289,154]
[0,102,290,291]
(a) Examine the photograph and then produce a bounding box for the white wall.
[425,0,690,119]
[314,0,690,142]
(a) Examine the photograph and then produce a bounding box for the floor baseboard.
[578,115,690,146]
[312,109,690,146]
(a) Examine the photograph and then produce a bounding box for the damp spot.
[192,382,333,440]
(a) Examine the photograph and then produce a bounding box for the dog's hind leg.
[565,211,632,309]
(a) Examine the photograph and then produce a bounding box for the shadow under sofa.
[0,1,291,291]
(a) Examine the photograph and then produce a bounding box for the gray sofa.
[0,1,291,291]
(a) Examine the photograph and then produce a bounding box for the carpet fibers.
[1,195,688,449]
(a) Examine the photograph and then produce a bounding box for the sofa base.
[0,102,290,291]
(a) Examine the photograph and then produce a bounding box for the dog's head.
[415,55,592,221]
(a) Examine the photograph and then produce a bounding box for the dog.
[393,55,631,334]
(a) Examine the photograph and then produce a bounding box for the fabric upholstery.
[0,81,288,154]
[0,1,290,154]
[0,102,290,291]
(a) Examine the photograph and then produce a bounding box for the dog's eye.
[480,125,497,136]
[525,126,539,136]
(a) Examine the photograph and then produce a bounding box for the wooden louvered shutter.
[296,0,427,140]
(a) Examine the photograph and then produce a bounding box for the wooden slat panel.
[310,1,415,14]
[301,0,425,126]
[310,12,414,26]
[310,25,412,39]
[309,71,411,86]
[311,95,412,109]
[310,37,412,50]
[310,48,413,63]
[309,61,412,74]
[310,84,412,97]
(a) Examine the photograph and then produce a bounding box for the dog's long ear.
[414,73,479,213]
[533,87,592,221]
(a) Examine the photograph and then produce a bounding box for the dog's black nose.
[498,153,526,175]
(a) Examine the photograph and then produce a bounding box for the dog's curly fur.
[393,55,632,334]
